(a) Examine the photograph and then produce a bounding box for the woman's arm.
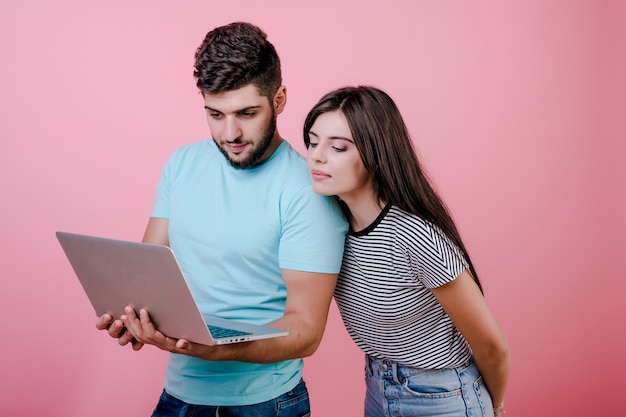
[430,270,510,410]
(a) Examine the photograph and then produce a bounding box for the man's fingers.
[95,314,112,330]
[95,311,144,351]
[118,329,134,346]
[107,319,125,338]
[131,340,145,351]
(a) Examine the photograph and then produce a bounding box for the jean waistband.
[365,354,474,384]
[366,355,403,384]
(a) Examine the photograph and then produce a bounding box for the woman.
[303,86,510,417]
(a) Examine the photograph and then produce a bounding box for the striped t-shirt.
[334,204,473,369]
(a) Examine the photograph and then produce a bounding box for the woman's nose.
[308,145,326,163]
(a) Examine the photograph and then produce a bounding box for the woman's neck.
[342,194,385,232]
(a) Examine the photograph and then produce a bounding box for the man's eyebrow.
[203,105,262,113]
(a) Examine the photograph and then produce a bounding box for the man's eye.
[240,112,255,118]
[210,113,223,119]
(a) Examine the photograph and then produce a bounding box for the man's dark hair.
[193,22,282,99]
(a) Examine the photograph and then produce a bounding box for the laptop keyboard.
[208,325,252,338]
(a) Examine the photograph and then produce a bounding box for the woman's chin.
[311,183,335,197]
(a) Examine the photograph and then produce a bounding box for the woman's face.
[306,110,373,203]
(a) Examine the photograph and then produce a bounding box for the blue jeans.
[151,379,310,417]
[364,355,493,417]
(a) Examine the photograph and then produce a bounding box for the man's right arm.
[141,217,169,246]
[94,218,169,350]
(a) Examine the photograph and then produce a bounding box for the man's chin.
[226,157,249,169]
[217,145,253,169]
[225,153,259,169]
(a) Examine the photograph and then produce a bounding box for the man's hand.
[95,313,145,351]
[120,307,242,358]
[120,307,189,352]
[92,217,170,352]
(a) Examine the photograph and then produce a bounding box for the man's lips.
[226,143,247,153]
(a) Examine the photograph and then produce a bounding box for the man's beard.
[217,116,277,169]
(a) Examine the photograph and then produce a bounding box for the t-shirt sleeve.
[412,222,469,289]
[278,186,348,274]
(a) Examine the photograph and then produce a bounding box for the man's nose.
[223,117,242,141]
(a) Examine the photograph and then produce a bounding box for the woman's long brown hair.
[304,85,483,293]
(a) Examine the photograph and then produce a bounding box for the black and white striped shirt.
[334,205,473,369]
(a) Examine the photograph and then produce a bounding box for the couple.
[96,22,510,417]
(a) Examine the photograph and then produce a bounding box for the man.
[96,22,347,416]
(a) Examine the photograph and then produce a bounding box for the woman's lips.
[310,170,330,181]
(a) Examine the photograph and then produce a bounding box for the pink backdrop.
[1,1,624,416]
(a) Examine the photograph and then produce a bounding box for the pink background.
[1,1,624,416]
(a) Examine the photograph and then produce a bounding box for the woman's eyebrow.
[308,130,354,143]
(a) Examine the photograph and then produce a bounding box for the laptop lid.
[56,231,288,346]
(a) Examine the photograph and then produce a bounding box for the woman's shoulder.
[384,206,452,244]
[385,206,430,230]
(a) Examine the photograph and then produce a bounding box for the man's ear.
[273,86,287,115]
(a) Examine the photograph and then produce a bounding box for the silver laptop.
[56,231,289,345]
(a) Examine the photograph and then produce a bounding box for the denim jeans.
[364,355,493,417]
[151,379,310,417]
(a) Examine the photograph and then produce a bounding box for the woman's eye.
[308,142,318,148]
[332,146,347,152]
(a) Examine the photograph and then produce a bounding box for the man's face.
[203,84,283,169]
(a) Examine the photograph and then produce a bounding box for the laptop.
[56,231,289,345]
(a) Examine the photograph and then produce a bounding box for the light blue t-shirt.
[151,139,347,405]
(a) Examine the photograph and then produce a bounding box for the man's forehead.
[203,84,268,112]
